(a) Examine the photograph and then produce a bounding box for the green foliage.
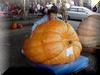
[98,1,100,7]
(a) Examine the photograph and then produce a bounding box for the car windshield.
[70,8,77,11]
[83,7,93,13]
[69,6,93,13]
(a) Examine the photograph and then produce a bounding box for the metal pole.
[24,0,26,18]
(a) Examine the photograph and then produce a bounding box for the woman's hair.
[48,6,58,15]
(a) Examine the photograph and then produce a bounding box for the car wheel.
[68,16,70,20]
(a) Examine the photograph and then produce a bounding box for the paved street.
[0,17,9,75]
[68,20,80,30]
[0,17,81,74]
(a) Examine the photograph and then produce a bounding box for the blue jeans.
[22,54,89,75]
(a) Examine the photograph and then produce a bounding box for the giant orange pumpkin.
[77,15,100,50]
[23,20,82,64]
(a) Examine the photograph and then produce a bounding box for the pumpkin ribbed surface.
[77,15,100,49]
[23,20,82,64]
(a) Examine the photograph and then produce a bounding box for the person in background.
[43,5,48,15]
[28,3,33,14]
[31,5,95,74]
[60,2,68,23]
[46,2,53,10]
[92,6,97,12]
[39,5,44,15]
[56,1,62,12]
[37,3,41,13]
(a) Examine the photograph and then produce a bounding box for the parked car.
[68,6,100,20]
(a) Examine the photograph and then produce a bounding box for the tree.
[98,1,100,7]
